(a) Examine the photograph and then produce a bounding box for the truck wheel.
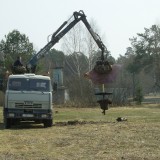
[4,118,11,129]
[43,119,53,128]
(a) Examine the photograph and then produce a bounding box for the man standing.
[13,56,26,74]
[13,56,23,67]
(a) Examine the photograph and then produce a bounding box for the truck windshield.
[8,78,50,91]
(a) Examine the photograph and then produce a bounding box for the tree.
[129,25,160,89]
[125,47,143,97]
[64,52,89,102]
[61,22,91,102]
[116,52,134,98]
[61,19,110,104]
[0,30,35,71]
[134,85,144,105]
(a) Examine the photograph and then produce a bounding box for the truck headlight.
[8,113,15,117]
[41,114,47,118]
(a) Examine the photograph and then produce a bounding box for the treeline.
[1,24,160,106]
[117,25,160,98]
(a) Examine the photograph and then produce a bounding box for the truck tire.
[43,119,53,128]
[4,118,11,129]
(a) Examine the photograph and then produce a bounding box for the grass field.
[0,105,160,160]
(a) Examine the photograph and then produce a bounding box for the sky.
[1,0,160,59]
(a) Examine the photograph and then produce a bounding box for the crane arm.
[26,10,108,73]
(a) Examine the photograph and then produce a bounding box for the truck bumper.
[4,108,53,120]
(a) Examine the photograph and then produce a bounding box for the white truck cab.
[4,74,53,128]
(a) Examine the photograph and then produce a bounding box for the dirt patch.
[54,120,116,126]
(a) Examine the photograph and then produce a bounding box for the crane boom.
[26,10,108,73]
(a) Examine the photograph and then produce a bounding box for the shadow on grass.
[0,120,118,130]
[11,123,45,130]
[0,122,45,130]
[0,122,4,130]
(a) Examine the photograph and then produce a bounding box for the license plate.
[22,114,34,118]
[24,101,33,105]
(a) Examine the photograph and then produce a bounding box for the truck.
[2,10,111,128]
[4,74,53,128]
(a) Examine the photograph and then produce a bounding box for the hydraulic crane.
[25,10,111,74]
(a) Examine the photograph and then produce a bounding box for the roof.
[8,74,51,80]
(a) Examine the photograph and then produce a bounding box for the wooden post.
[102,84,105,92]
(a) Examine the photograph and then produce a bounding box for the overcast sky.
[1,0,160,59]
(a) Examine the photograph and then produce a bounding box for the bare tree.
[61,19,105,104]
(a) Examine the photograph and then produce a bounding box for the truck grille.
[15,103,42,109]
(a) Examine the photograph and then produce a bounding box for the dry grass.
[0,105,160,160]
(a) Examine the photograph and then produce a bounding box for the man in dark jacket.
[13,56,26,74]
[14,56,23,67]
